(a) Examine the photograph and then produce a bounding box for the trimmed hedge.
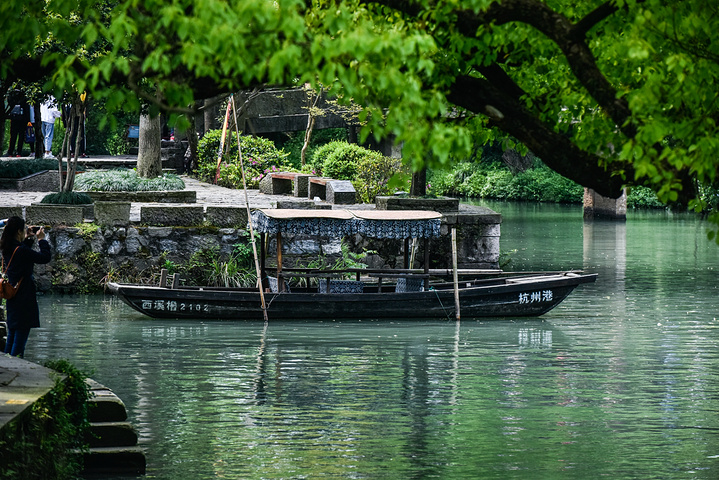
[311,141,405,203]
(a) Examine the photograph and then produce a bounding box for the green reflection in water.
[26,203,719,479]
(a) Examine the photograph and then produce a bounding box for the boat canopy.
[251,209,443,239]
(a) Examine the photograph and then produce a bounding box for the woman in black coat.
[1,216,51,357]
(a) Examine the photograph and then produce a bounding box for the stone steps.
[83,379,146,476]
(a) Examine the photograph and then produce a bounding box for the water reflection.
[25,202,719,479]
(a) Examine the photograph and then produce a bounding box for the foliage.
[354,153,405,203]
[207,242,257,288]
[172,242,257,288]
[0,158,63,178]
[4,0,719,240]
[300,240,374,283]
[40,191,94,204]
[195,130,291,188]
[429,162,584,203]
[74,222,100,240]
[0,359,91,480]
[626,186,665,209]
[74,168,185,191]
[278,128,348,169]
[308,141,405,202]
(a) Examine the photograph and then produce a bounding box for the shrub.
[428,162,583,203]
[40,191,94,204]
[74,168,185,191]
[322,142,367,180]
[354,154,404,203]
[309,141,346,176]
[278,128,348,169]
[627,186,665,208]
[0,158,63,178]
[195,130,290,188]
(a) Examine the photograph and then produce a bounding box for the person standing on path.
[6,91,33,157]
[1,216,51,357]
[40,96,62,159]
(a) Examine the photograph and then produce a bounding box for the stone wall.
[37,225,248,292]
[28,206,500,293]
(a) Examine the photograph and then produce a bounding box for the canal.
[27,202,719,479]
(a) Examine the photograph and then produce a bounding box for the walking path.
[3,171,374,222]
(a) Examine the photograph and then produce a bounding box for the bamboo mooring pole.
[230,94,268,322]
[452,227,460,320]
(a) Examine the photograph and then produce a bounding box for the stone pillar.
[583,188,627,220]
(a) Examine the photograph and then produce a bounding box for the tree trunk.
[137,113,162,178]
[410,167,427,196]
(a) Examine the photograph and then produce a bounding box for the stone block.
[83,190,196,203]
[94,202,130,226]
[206,206,248,228]
[26,204,84,226]
[375,195,459,213]
[0,206,23,220]
[308,178,328,200]
[293,174,312,197]
[326,180,356,204]
[259,175,273,195]
[274,199,331,210]
[140,205,204,226]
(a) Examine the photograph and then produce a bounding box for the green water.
[28,202,719,479]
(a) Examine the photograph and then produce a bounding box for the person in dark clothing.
[6,95,33,157]
[1,216,51,357]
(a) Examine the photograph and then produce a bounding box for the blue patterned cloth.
[318,279,364,294]
[395,277,425,292]
[251,209,442,239]
[353,218,440,239]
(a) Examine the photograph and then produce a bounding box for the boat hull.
[108,273,596,320]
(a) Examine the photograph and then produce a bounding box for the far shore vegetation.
[3,120,712,211]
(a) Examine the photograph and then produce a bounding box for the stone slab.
[376,195,460,213]
[0,356,58,429]
[26,204,84,226]
[0,206,23,220]
[94,201,131,226]
[141,205,204,226]
[293,174,312,197]
[326,180,356,204]
[205,206,248,227]
[83,446,146,475]
[83,190,196,203]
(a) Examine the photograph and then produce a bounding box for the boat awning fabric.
[251,209,443,239]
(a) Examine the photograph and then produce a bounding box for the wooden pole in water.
[230,94,268,322]
[452,227,460,320]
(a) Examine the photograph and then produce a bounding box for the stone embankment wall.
[36,225,248,292]
[1,202,500,293]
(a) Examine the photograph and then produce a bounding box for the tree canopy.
[2,0,718,239]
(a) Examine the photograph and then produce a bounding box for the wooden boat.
[108,209,596,320]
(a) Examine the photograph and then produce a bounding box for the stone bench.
[309,178,356,204]
[327,180,356,204]
[308,178,355,204]
[308,177,330,200]
[259,172,312,197]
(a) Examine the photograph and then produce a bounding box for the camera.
[29,226,41,233]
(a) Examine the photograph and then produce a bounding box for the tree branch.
[447,74,627,198]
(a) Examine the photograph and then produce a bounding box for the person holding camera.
[0,217,51,357]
